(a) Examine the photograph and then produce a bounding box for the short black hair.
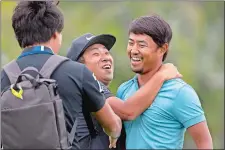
[128,15,172,61]
[12,1,64,48]
[77,55,85,63]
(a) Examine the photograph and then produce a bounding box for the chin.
[104,74,113,82]
[133,70,144,74]
[106,75,113,81]
[131,66,143,74]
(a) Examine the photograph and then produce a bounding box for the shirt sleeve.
[172,85,206,128]
[82,67,105,112]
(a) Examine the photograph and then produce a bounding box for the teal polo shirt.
[117,76,206,149]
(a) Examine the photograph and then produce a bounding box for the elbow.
[125,112,138,121]
[114,108,137,121]
[122,102,139,120]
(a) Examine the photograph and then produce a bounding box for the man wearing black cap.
[66,33,182,149]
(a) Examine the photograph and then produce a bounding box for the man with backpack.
[1,1,121,149]
[66,33,182,149]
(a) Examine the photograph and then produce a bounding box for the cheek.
[143,51,155,63]
[149,52,160,65]
[126,45,131,55]
[158,49,164,58]
[109,56,114,63]
[87,59,100,70]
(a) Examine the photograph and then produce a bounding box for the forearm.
[196,141,213,149]
[107,97,131,120]
[195,135,213,149]
[92,102,122,138]
[108,72,165,120]
[123,72,165,120]
[103,114,122,138]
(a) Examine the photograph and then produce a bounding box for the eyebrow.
[128,38,148,45]
[90,46,107,51]
[138,40,148,45]
[128,38,134,41]
[88,48,99,53]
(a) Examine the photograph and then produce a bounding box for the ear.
[52,32,58,40]
[160,43,168,55]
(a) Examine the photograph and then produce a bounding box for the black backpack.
[1,55,78,149]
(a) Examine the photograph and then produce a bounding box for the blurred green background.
[1,1,224,149]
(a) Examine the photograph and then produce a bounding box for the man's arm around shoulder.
[107,63,182,120]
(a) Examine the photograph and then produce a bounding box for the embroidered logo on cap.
[86,36,94,41]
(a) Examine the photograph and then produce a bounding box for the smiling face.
[82,43,114,86]
[127,32,166,74]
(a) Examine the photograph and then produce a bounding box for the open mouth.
[131,57,141,62]
[102,64,111,69]
[130,56,143,67]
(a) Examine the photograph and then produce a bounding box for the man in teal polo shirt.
[117,15,213,149]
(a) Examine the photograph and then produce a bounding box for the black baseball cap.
[66,33,116,61]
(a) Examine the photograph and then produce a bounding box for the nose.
[130,47,139,55]
[101,55,111,62]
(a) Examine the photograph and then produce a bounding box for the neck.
[101,80,110,87]
[137,63,162,87]
[25,42,55,53]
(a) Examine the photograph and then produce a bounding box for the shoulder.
[51,59,87,89]
[162,78,187,90]
[168,78,198,99]
[158,78,189,100]
[176,83,200,104]
[170,79,205,127]
[118,77,136,91]
[57,59,86,72]
[165,78,201,106]
[53,59,88,80]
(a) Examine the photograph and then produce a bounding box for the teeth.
[131,57,141,61]
[103,65,111,69]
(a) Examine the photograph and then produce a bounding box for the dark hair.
[128,15,172,61]
[77,56,85,63]
[12,1,64,48]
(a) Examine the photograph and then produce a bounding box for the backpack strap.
[21,66,39,74]
[3,60,21,84]
[68,117,79,147]
[39,55,69,78]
